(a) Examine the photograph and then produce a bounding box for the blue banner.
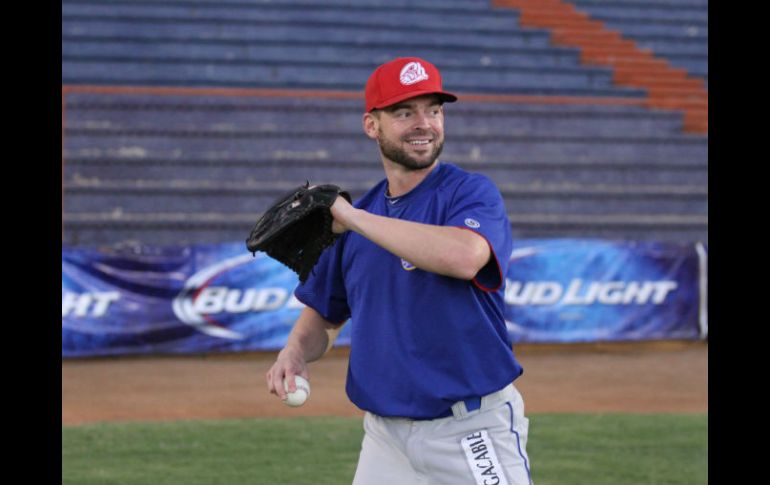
[62,239,707,357]
[503,239,707,343]
[63,242,351,357]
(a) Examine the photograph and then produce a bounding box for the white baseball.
[282,375,310,407]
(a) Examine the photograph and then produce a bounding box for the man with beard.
[266,57,533,485]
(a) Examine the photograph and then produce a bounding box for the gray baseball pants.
[352,383,533,485]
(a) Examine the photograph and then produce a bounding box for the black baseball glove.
[246,182,351,282]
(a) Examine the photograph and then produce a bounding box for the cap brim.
[369,90,458,112]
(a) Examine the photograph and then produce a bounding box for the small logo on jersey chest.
[464,218,481,229]
[401,259,416,271]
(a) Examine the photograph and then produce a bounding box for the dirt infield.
[62,341,707,426]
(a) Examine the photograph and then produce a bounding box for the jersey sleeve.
[293,235,350,325]
[445,174,513,292]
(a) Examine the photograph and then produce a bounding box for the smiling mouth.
[406,139,432,146]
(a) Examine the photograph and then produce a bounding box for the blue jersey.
[295,162,523,419]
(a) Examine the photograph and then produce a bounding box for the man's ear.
[362,112,379,140]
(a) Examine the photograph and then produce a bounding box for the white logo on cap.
[400,62,429,85]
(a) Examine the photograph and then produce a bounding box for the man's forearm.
[345,209,489,280]
[282,307,340,363]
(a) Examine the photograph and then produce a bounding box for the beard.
[376,129,444,171]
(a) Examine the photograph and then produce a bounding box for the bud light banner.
[504,239,708,343]
[63,239,707,357]
[62,242,351,358]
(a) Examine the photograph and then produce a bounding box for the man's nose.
[411,110,432,129]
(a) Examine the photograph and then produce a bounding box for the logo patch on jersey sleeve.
[461,429,510,485]
[464,218,481,229]
[401,259,417,271]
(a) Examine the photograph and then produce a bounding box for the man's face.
[368,95,445,171]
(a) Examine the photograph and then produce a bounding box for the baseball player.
[266,57,533,485]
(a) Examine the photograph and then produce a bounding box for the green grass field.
[62,414,707,485]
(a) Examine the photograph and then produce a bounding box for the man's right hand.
[266,346,309,401]
[264,306,345,401]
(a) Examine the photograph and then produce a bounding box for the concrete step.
[65,104,686,136]
[61,40,585,70]
[63,1,523,33]
[64,156,707,186]
[61,18,553,50]
[61,211,708,246]
[64,0,499,14]
[63,178,707,215]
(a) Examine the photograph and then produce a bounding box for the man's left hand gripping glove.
[246,182,352,282]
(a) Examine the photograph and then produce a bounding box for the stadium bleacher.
[570,0,707,83]
[61,0,708,246]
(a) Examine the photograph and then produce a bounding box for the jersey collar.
[384,162,445,206]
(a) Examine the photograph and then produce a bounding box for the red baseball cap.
[364,57,458,112]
